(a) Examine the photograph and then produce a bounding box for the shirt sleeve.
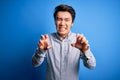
[32,48,47,67]
[80,48,96,69]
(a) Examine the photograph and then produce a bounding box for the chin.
[58,31,66,35]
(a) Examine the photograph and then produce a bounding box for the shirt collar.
[55,31,72,41]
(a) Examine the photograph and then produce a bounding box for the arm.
[32,34,51,67]
[80,49,96,69]
[71,34,96,69]
[32,48,46,67]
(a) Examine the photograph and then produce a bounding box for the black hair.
[53,4,76,22]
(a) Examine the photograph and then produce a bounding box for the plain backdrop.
[0,0,120,80]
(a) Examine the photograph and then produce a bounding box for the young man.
[32,4,96,80]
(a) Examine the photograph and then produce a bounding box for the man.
[32,4,96,80]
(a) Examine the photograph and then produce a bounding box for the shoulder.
[47,32,57,42]
[69,32,76,39]
[47,32,56,38]
[70,32,76,37]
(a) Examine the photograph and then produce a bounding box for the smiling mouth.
[58,27,66,32]
[60,27,66,30]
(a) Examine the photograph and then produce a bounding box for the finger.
[81,37,86,43]
[44,34,50,46]
[77,36,83,44]
[76,34,83,41]
[84,40,88,44]
[84,40,88,45]
[78,36,83,42]
[41,35,48,45]
[71,43,76,47]
[77,34,83,38]
[38,40,44,47]
[38,41,45,50]
[39,45,44,50]
[79,34,87,43]
[81,36,88,44]
[47,45,51,49]
[76,34,81,39]
[46,41,52,49]
[44,34,48,39]
[41,35,45,40]
[44,35,49,45]
[79,34,84,40]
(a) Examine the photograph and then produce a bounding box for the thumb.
[47,44,51,49]
[71,43,76,47]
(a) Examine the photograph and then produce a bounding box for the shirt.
[32,31,96,80]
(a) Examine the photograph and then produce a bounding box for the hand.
[71,34,89,53]
[38,34,51,50]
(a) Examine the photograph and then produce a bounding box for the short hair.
[53,4,76,22]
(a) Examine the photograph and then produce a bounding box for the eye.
[56,17,62,21]
[65,19,70,22]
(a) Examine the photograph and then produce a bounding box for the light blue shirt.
[32,32,96,80]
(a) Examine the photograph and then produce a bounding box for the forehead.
[56,11,72,18]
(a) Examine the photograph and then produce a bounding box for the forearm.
[32,48,46,67]
[81,49,96,69]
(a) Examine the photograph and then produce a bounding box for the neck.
[57,31,71,40]
[59,35,67,40]
[57,33,69,40]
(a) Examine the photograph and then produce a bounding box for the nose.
[60,21,65,26]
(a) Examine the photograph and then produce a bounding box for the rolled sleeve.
[32,48,47,67]
[81,49,96,69]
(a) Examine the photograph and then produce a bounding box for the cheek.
[55,22,60,26]
[67,24,72,29]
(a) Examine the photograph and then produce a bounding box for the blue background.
[0,0,120,80]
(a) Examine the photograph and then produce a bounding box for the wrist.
[80,46,89,53]
[38,47,46,53]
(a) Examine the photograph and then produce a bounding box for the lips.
[59,27,66,31]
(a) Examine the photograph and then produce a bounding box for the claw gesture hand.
[38,34,51,50]
[71,34,89,53]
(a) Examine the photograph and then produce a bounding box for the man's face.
[55,11,73,38]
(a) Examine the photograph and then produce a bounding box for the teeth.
[60,28,65,31]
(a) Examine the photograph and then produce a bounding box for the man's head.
[53,4,76,23]
[53,4,76,39]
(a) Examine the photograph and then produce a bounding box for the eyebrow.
[56,17,70,19]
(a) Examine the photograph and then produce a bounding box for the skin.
[55,11,73,40]
[38,11,89,53]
